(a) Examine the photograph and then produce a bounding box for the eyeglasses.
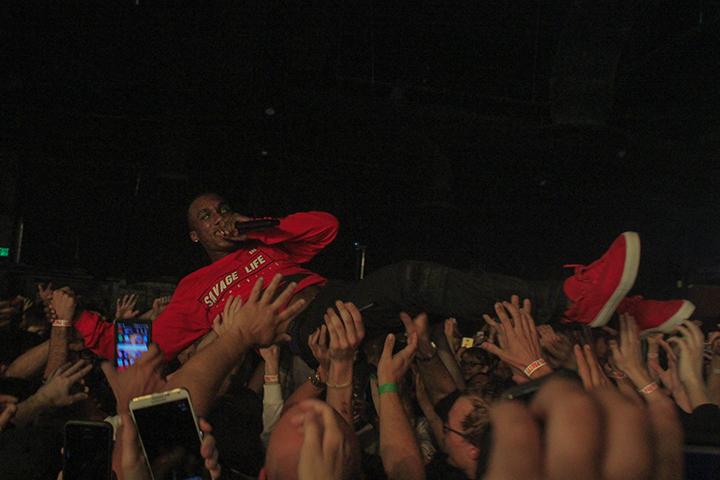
[443,423,471,440]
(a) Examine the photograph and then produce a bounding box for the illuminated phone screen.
[115,321,151,370]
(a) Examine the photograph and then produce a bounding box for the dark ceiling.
[2,0,720,293]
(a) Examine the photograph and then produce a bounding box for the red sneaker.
[617,295,695,333]
[563,232,640,327]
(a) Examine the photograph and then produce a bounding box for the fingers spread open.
[68,363,93,384]
[261,274,283,304]
[248,276,264,303]
[272,281,298,311]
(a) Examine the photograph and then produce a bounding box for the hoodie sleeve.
[247,212,339,264]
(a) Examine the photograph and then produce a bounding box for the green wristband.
[378,383,399,395]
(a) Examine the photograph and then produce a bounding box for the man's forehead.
[189,194,226,212]
[188,194,226,217]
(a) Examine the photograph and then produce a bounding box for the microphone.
[234,219,280,233]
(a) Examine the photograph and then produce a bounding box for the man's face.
[445,396,478,474]
[187,194,237,254]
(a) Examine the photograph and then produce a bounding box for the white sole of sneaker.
[640,300,696,336]
[589,231,641,327]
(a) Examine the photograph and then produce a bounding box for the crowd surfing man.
[72,192,694,366]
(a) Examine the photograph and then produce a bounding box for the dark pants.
[289,260,567,366]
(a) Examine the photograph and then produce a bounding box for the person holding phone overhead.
[73,192,692,368]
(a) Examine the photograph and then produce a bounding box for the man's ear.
[189,231,199,243]
[468,444,481,461]
[258,467,267,480]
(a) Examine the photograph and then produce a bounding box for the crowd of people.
[0,192,718,479]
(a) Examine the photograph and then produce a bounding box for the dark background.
[2,0,720,299]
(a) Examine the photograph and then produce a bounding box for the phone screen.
[63,421,112,480]
[132,396,204,479]
[115,321,151,370]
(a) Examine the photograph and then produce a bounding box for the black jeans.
[288,260,566,366]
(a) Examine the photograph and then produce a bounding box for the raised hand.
[399,312,435,359]
[0,395,18,431]
[308,324,330,376]
[115,294,140,321]
[443,318,462,359]
[378,332,418,385]
[37,282,54,306]
[199,418,222,480]
[37,360,92,407]
[574,344,611,390]
[51,289,77,323]
[647,336,691,412]
[608,314,647,380]
[538,324,575,369]
[152,296,171,316]
[325,301,365,362]
[101,344,168,414]
[668,320,706,386]
[259,344,281,376]
[221,275,305,346]
[480,299,550,379]
[667,320,710,410]
[295,399,355,480]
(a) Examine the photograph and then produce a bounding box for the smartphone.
[129,388,204,480]
[115,320,152,370]
[63,420,113,480]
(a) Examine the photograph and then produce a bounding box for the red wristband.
[523,358,547,378]
[637,381,659,395]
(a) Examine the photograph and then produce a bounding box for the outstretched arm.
[401,312,458,405]
[223,212,339,263]
[325,301,364,426]
[167,275,305,416]
[377,332,425,480]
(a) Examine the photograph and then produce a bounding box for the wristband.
[326,380,352,389]
[378,383,399,395]
[52,319,72,328]
[647,352,659,359]
[523,358,547,378]
[637,381,659,395]
[264,374,279,384]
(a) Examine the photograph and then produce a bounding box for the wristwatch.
[308,371,326,389]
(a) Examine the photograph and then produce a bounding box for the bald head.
[264,400,360,480]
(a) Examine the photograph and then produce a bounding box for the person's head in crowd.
[440,390,490,479]
[187,192,245,259]
[262,399,361,480]
[460,347,498,389]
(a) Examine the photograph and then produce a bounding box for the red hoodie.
[74,211,339,361]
